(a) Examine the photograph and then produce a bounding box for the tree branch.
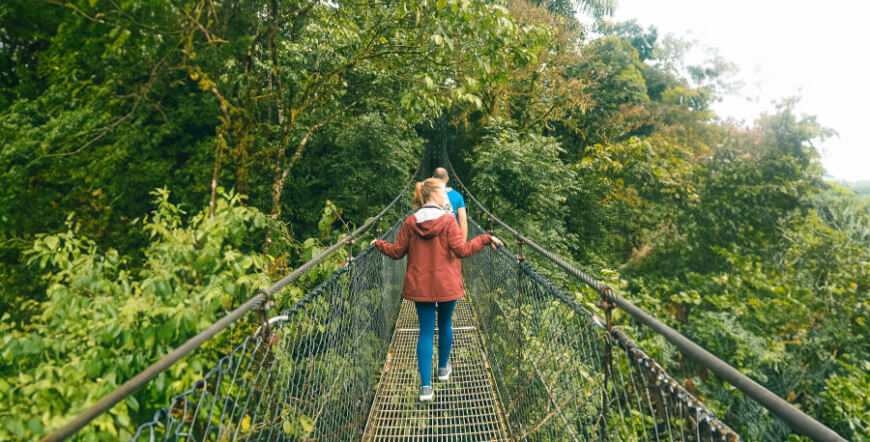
[38,0,182,35]
[26,55,169,167]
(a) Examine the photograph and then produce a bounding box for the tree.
[0,191,276,440]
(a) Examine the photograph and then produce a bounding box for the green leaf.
[4,419,25,436]
[300,416,314,433]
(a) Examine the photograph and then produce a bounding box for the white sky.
[608,0,870,182]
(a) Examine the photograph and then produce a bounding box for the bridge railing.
[130,218,409,441]
[444,145,846,441]
[43,158,423,441]
[465,219,739,441]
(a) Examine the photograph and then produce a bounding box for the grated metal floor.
[393,296,477,330]
[363,297,511,441]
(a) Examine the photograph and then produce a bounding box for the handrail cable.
[442,147,846,442]
[463,216,738,439]
[42,162,423,442]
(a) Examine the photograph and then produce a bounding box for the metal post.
[486,217,496,292]
[345,236,355,265]
[597,286,615,440]
[513,238,526,430]
[254,288,278,426]
[256,289,272,340]
[375,218,391,336]
[346,236,356,332]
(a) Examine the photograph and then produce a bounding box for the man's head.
[433,167,449,184]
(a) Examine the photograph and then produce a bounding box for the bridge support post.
[597,286,615,440]
[514,238,526,432]
[345,236,355,266]
[484,215,496,292]
[375,218,390,337]
[345,234,357,330]
[256,289,273,340]
[515,239,525,346]
[254,288,278,427]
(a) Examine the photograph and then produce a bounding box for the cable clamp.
[256,289,273,339]
[345,237,356,264]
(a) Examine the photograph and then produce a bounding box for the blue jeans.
[414,300,456,387]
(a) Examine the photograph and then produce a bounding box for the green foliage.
[822,361,870,440]
[1,0,867,439]
[455,15,867,439]
[0,191,273,440]
[599,19,659,61]
[286,112,423,233]
[570,136,697,265]
[470,119,578,254]
[685,101,831,268]
[568,35,650,146]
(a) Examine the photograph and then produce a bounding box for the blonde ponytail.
[413,178,444,209]
[414,182,425,209]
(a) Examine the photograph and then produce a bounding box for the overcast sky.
[608,0,870,182]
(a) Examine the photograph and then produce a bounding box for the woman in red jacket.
[372,177,502,401]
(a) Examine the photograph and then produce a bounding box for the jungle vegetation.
[0,0,867,439]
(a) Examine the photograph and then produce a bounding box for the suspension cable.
[42,161,423,442]
[441,147,845,442]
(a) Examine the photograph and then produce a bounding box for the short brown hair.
[432,167,449,180]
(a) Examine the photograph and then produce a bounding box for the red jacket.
[374,206,493,303]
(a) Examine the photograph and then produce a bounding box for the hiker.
[432,167,467,241]
[371,178,502,401]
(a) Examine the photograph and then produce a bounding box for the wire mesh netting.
[463,219,740,441]
[130,210,740,441]
[132,213,411,441]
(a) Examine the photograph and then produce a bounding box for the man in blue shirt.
[433,167,467,240]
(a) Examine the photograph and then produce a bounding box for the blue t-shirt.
[445,187,465,223]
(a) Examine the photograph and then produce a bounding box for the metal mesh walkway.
[363,297,511,441]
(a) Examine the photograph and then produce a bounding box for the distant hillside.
[842,180,870,195]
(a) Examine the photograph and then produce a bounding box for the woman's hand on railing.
[490,236,503,249]
[370,239,378,246]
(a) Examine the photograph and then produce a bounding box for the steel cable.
[131,214,412,441]
[442,144,844,441]
[44,161,423,442]
[463,219,738,441]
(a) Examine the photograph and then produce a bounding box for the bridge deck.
[363,297,511,441]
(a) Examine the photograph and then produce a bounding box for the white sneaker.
[437,363,452,381]
[419,385,434,401]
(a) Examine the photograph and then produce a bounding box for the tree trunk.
[264,0,286,253]
[208,134,226,217]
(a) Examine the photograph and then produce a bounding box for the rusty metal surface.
[364,298,510,441]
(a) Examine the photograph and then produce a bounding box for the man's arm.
[458,207,468,241]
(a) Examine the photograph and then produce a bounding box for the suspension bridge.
[44,148,846,441]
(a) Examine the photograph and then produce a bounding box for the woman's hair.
[413,178,444,209]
